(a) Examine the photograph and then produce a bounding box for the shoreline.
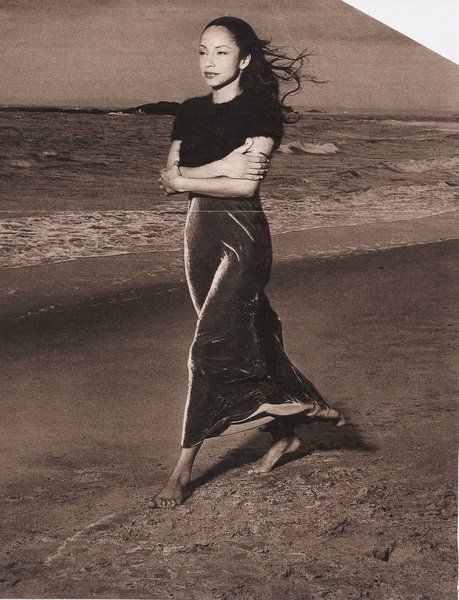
[1,210,457,323]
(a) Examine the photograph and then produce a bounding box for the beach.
[1,106,457,598]
[1,213,457,599]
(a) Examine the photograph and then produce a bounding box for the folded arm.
[166,141,223,179]
[177,175,259,199]
[160,137,275,198]
[166,138,269,179]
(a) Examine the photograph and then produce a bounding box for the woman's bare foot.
[149,476,189,509]
[311,405,346,427]
[149,444,201,509]
[249,434,301,474]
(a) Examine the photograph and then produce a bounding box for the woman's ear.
[239,53,251,71]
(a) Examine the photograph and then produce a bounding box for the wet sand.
[0,232,457,598]
[1,210,457,320]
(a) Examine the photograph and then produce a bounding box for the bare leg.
[249,420,301,474]
[149,443,202,508]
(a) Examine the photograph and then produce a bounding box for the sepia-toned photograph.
[1,1,457,598]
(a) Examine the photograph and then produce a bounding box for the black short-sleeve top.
[170,92,284,168]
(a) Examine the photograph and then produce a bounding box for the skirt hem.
[180,397,343,448]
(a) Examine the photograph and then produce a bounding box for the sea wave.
[0,210,185,269]
[380,119,459,132]
[277,142,340,155]
[1,182,456,270]
[376,156,459,174]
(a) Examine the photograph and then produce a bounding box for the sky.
[0,0,457,112]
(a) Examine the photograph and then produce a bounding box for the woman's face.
[199,26,247,88]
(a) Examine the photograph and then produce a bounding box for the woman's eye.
[198,51,205,55]
[217,51,227,55]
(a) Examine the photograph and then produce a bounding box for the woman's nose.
[206,54,215,67]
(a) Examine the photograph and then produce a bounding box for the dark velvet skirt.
[181,194,342,448]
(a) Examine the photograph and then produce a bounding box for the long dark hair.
[203,16,321,122]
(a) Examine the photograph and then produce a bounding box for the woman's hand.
[220,138,270,180]
[158,162,184,196]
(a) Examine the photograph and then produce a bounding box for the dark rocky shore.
[0,100,180,115]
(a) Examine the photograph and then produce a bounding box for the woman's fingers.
[247,155,269,165]
[248,157,269,164]
[247,168,267,175]
[247,159,269,170]
[250,159,269,169]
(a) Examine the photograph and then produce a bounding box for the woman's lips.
[204,72,219,78]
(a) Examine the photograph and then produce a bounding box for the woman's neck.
[211,79,243,105]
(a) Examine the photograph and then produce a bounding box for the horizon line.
[0,102,457,116]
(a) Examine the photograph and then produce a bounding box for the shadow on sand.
[188,419,374,498]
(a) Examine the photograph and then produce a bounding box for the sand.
[0,224,457,599]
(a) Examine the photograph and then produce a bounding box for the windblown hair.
[203,16,322,122]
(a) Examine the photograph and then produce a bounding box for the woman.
[152,16,345,509]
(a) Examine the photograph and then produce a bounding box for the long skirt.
[181,194,342,448]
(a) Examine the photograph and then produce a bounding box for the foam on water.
[380,119,459,132]
[1,182,456,270]
[277,142,340,155]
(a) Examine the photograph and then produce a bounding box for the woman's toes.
[336,414,346,427]
[249,463,266,475]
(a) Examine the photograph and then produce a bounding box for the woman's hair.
[202,16,322,121]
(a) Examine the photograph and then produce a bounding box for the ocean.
[0,109,457,272]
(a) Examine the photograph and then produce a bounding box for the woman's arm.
[160,137,275,198]
[164,138,269,180]
[165,140,182,170]
[165,140,222,177]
